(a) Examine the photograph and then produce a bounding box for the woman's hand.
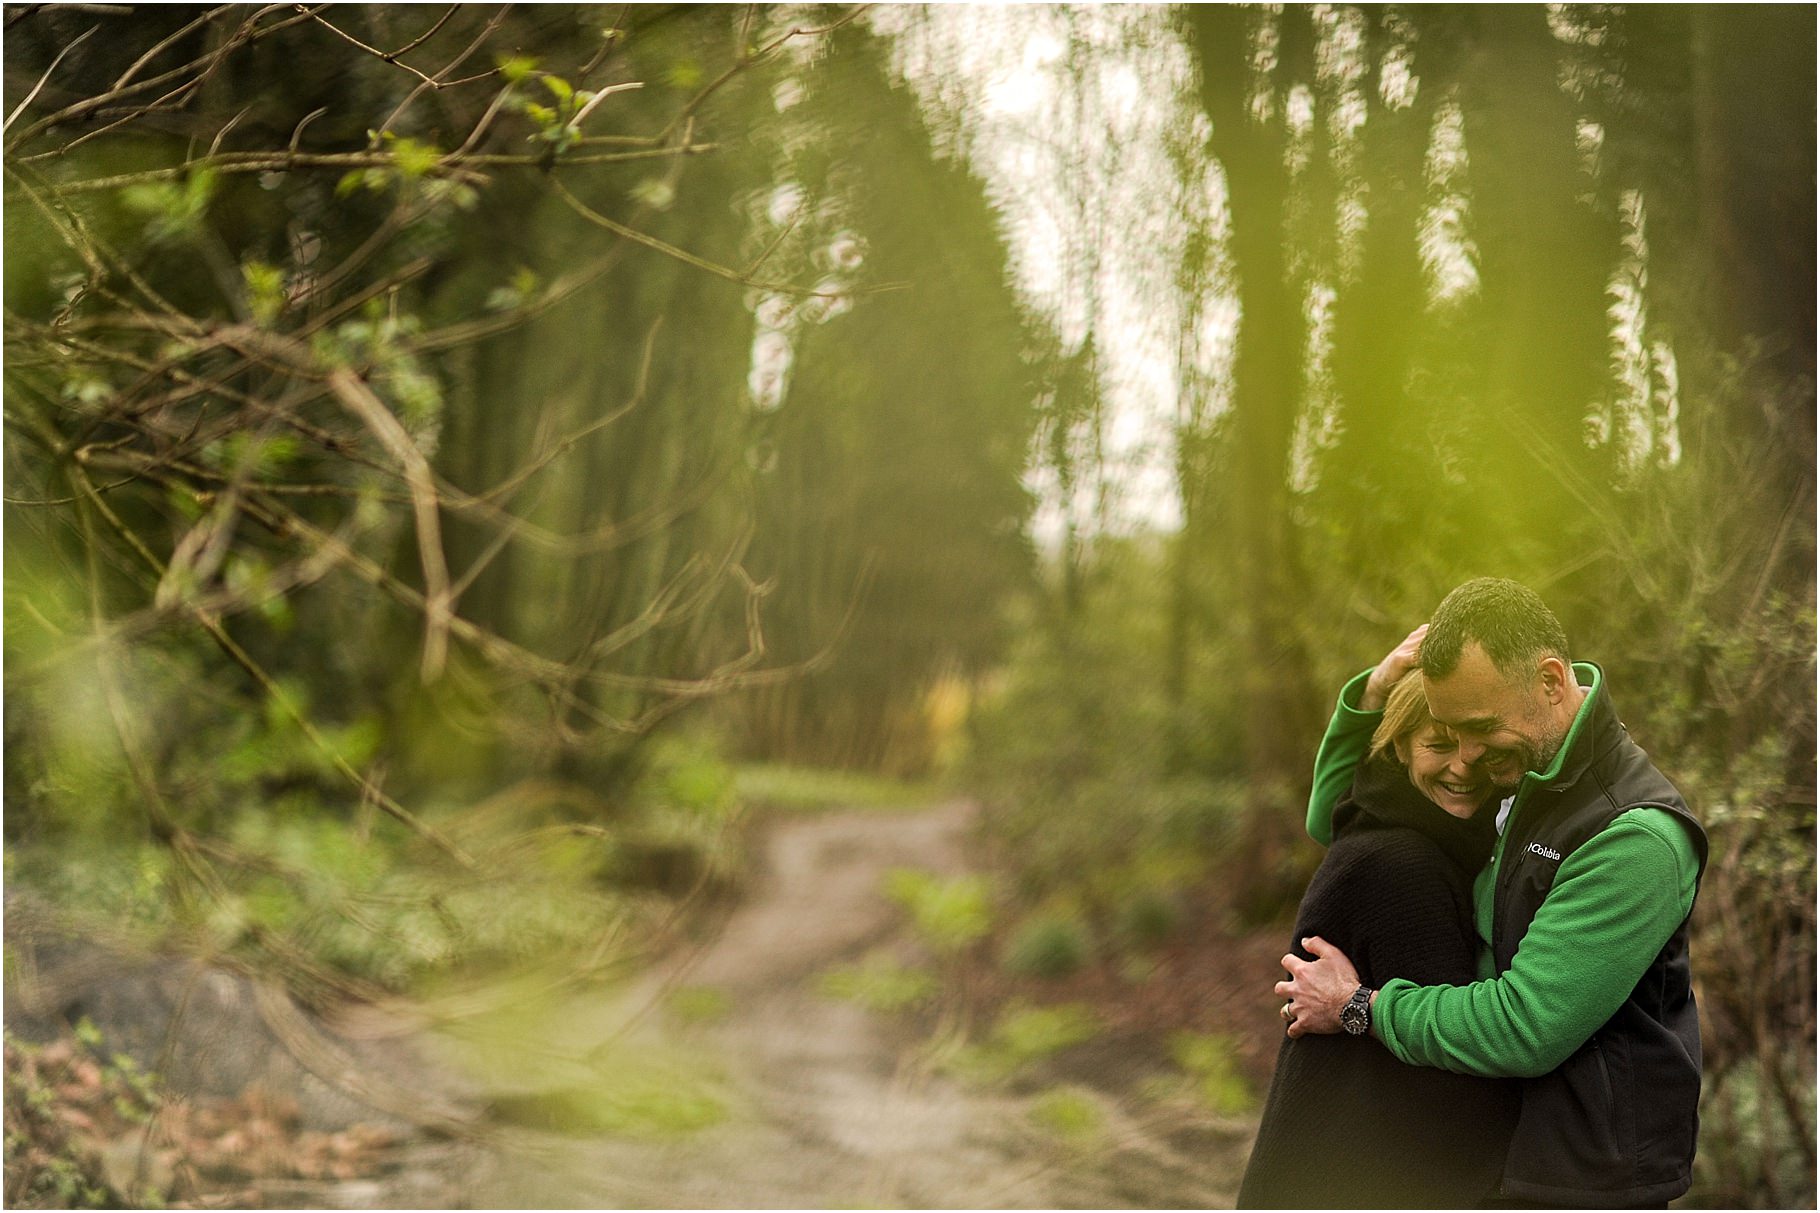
[1359,623,1428,712]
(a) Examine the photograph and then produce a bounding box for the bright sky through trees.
[866,4,1680,543]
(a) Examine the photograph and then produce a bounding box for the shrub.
[1114,888,1182,952]
[946,1002,1101,1085]
[1003,912,1091,979]
[883,868,992,955]
[1028,1086,1104,1143]
[818,953,939,1013]
[1167,1031,1255,1116]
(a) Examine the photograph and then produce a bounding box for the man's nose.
[1457,737,1490,767]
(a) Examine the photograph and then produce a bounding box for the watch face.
[1341,991,1370,1035]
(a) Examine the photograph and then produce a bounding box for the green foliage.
[969,542,1249,938]
[496,54,538,84]
[664,59,704,90]
[119,170,218,244]
[309,302,443,425]
[431,975,735,1139]
[883,868,992,955]
[484,266,541,312]
[5,1024,166,1208]
[241,260,287,326]
[1164,1032,1255,1116]
[492,1075,728,1138]
[1691,1049,1817,1209]
[499,71,600,157]
[1114,888,1182,953]
[817,952,938,1013]
[3,13,1808,1206]
[724,22,1041,774]
[643,733,738,822]
[336,131,472,204]
[945,1002,1100,1085]
[731,764,938,813]
[388,136,442,180]
[665,985,733,1026]
[1028,1086,1104,1143]
[482,1034,731,1138]
[1002,911,1090,980]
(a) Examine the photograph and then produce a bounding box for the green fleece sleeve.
[1305,668,1381,846]
[1374,808,1700,1077]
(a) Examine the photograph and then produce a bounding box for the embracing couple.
[1238,578,1707,1209]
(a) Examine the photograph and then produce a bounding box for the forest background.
[2,4,1812,1208]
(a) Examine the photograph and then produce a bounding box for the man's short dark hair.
[1421,577,1571,680]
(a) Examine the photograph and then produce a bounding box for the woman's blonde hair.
[1369,672,1433,762]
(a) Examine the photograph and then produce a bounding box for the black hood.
[1332,753,1500,876]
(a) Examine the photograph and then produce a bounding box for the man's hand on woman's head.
[1360,623,1428,712]
[1274,936,1364,1038]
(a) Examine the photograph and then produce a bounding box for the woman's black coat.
[1237,758,1521,1208]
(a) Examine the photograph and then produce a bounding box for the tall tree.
[1186,6,1322,802]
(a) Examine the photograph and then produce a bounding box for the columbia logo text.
[1527,842,1563,862]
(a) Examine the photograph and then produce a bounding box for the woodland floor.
[11,798,1296,1209]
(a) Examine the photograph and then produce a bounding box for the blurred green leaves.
[818,951,938,1013]
[119,169,218,244]
[240,260,287,326]
[883,868,991,956]
[1028,1086,1104,1144]
[1163,1031,1255,1116]
[944,1002,1100,1086]
[1003,911,1090,980]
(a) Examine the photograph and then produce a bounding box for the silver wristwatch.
[1340,985,1375,1036]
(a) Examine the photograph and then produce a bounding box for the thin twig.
[301,8,443,87]
[206,106,253,158]
[10,5,314,148]
[656,4,870,143]
[375,4,511,137]
[327,368,453,682]
[549,176,850,297]
[111,5,235,91]
[390,4,459,58]
[4,25,98,134]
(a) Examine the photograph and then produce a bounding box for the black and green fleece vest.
[1490,671,1708,1207]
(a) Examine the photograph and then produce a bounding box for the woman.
[1236,653,1520,1208]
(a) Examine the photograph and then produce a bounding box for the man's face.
[1421,641,1565,786]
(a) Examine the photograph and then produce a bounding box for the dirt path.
[411,798,1255,1209]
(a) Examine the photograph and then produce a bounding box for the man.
[1276,578,1706,1207]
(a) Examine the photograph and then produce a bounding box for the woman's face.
[1396,721,1493,819]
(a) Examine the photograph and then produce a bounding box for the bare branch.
[8,5,314,149]
[4,24,98,133]
[391,5,460,58]
[375,4,512,137]
[110,5,236,91]
[205,105,254,159]
[549,176,839,297]
[301,8,447,89]
[656,4,871,143]
[326,369,453,682]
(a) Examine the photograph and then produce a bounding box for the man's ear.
[1537,656,1571,703]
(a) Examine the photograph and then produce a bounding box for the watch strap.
[1341,984,1375,1036]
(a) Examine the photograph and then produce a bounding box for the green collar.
[1518,661,1603,788]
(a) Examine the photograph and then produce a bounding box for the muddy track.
[7,800,1263,1209]
[430,799,1255,1210]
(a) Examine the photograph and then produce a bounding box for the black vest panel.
[1490,675,1708,1207]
